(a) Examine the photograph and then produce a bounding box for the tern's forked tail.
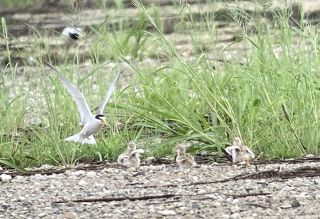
[64,133,96,145]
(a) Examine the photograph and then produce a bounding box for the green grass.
[1,1,320,170]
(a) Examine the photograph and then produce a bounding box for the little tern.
[46,63,121,144]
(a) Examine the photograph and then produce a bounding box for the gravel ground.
[1,161,320,219]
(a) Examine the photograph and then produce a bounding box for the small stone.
[230,205,240,213]
[291,199,301,208]
[232,199,239,205]
[305,154,314,158]
[0,174,12,182]
[64,211,78,219]
[38,212,47,218]
[71,170,86,176]
[245,184,255,192]
[281,203,292,209]
[86,171,97,177]
[257,180,268,187]
[159,210,176,216]
[77,180,86,186]
[230,213,241,219]
[40,164,54,170]
[191,202,200,209]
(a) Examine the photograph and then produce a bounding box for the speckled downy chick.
[128,148,144,171]
[117,142,144,171]
[117,141,137,166]
[224,137,255,166]
[176,143,197,170]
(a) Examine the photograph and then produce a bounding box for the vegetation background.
[1,0,319,169]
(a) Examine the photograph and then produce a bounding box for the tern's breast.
[80,118,103,138]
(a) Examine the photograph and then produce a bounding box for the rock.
[305,154,314,158]
[64,211,78,219]
[38,212,47,218]
[159,210,176,216]
[191,202,201,209]
[71,170,86,176]
[0,174,12,182]
[230,205,240,213]
[230,213,241,219]
[257,180,268,187]
[77,180,87,186]
[86,171,97,177]
[291,199,301,208]
[281,203,292,209]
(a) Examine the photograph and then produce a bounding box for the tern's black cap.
[95,114,105,120]
[69,32,80,40]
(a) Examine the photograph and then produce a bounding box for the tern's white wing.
[46,63,92,125]
[96,71,121,115]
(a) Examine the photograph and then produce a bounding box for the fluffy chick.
[176,143,197,170]
[128,149,144,171]
[224,137,255,166]
[117,141,137,166]
[118,141,144,171]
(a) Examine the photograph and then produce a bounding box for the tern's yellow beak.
[101,117,108,127]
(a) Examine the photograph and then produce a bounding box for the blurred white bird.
[62,26,83,41]
[224,137,255,166]
[176,143,197,170]
[46,63,121,144]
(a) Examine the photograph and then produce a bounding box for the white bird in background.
[118,141,144,171]
[176,143,197,170]
[61,26,83,41]
[224,137,255,166]
[46,63,121,144]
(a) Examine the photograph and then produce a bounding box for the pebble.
[86,171,97,177]
[77,180,87,186]
[0,174,12,182]
[64,211,78,219]
[159,210,176,216]
[230,205,240,213]
[230,213,241,219]
[70,170,86,176]
[281,203,292,209]
[38,212,47,218]
[291,199,301,208]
